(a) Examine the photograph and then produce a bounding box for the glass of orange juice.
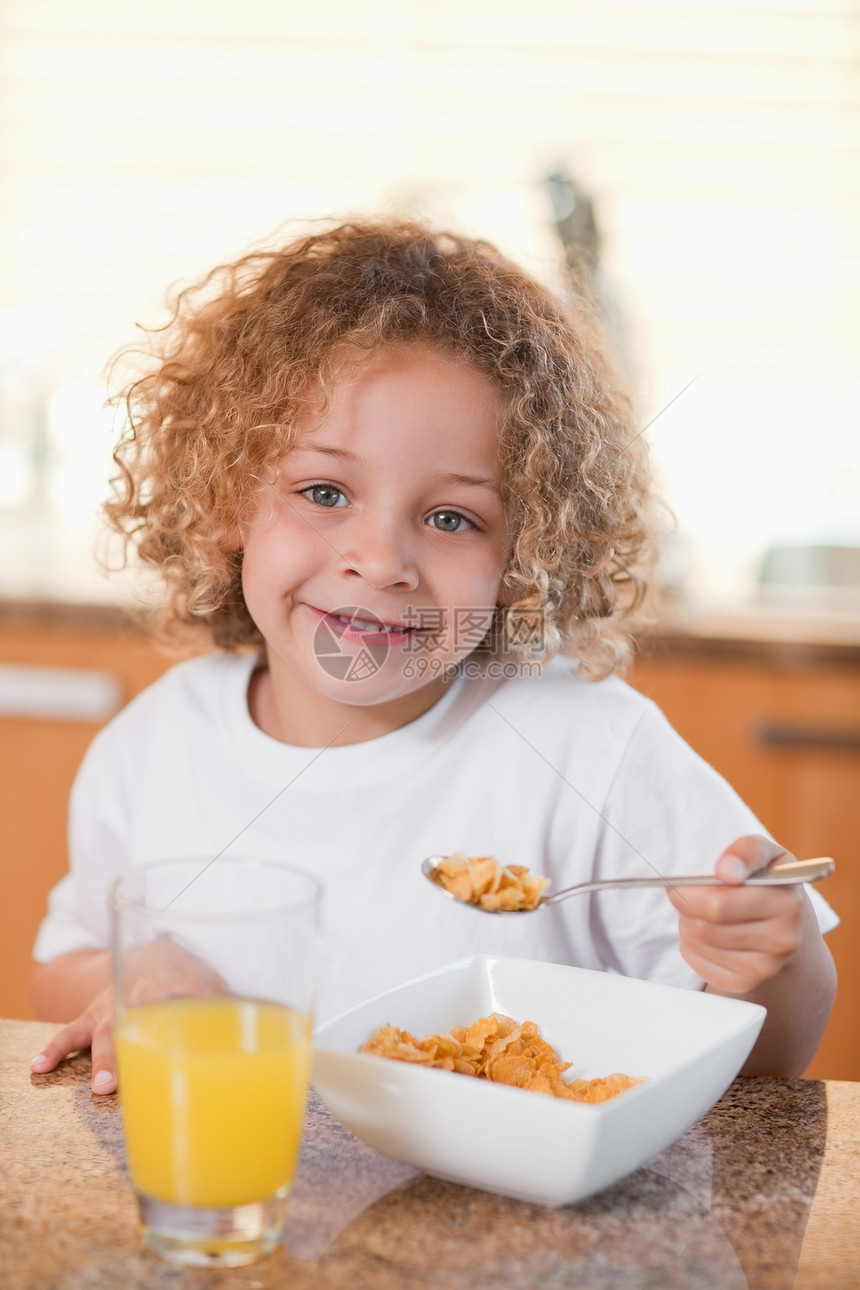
[112,856,322,1268]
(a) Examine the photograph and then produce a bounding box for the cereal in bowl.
[360,1012,641,1102]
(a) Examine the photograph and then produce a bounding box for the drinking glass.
[112,856,322,1268]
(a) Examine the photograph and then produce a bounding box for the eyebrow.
[439,471,501,494]
[295,443,501,494]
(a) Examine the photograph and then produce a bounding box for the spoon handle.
[542,857,835,905]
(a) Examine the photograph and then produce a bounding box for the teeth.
[333,613,404,633]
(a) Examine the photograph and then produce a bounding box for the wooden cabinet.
[629,638,860,1081]
[0,610,179,1022]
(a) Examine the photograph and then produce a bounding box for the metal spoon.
[421,855,835,914]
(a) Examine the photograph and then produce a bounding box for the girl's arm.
[32,949,110,1021]
[667,835,837,1077]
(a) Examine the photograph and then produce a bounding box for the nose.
[339,513,419,592]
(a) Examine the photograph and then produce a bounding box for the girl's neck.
[247,660,451,748]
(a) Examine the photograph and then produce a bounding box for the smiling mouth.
[307,604,426,641]
[328,611,410,635]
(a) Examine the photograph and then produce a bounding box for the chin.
[312,665,447,712]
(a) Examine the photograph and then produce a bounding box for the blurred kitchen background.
[0,0,857,609]
[2,1,860,1079]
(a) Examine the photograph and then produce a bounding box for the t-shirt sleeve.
[31,727,129,963]
[587,700,838,989]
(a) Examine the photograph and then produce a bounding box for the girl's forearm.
[31,949,110,1023]
[706,898,837,1077]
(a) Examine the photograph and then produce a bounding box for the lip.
[305,604,424,648]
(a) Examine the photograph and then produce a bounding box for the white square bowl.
[311,955,765,1207]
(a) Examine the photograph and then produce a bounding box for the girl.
[31,220,836,1093]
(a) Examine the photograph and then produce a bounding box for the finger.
[680,913,769,952]
[31,1015,98,1074]
[679,942,779,994]
[666,882,764,923]
[679,910,802,959]
[666,881,801,925]
[715,835,791,885]
[677,903,802,986]
[89,1019,117,1095]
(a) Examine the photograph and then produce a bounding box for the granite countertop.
[2,1021,859,1290]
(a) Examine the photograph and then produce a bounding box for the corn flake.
[433,853,549,911]
[360,1012,642,1103]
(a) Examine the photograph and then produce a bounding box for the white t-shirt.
[34,651,837,1023]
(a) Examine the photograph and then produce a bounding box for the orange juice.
[116,996,311,1208]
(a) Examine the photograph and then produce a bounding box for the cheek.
[464,561,506,613]
[438,541,505,597]
[244,514,318,579]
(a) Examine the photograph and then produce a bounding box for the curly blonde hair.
[106,218,658,678]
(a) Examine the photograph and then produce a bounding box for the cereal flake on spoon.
[433,852,550,911]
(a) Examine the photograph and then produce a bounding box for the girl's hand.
[666,835,805,995]
[31,984,116,1094]
[30,940,227,1096]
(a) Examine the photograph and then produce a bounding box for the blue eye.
[428,510,472,533]
[303,484,347,508]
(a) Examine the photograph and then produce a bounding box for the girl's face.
[240,344,510,746]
